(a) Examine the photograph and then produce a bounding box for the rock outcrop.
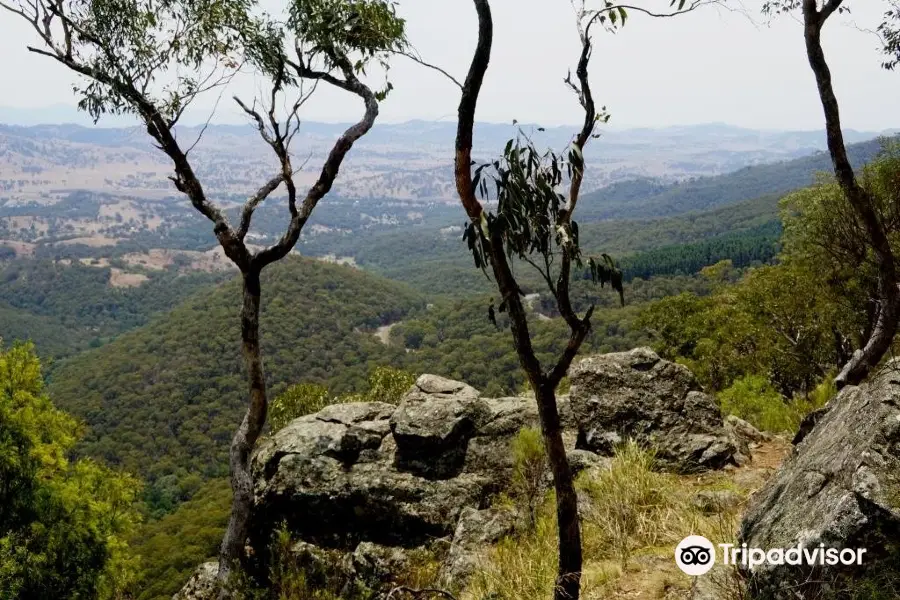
[177,351,748,598]
[569,347,742,472]
[248,375,550,592]
[439,506,518,588]
[739,366,900,598]
[172,563,218,600]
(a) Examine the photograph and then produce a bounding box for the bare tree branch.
[254,56,379,269]
[238,175,284,241]
[397,49,463,89]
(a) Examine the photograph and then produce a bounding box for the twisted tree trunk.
[218,267,267,594]
[802,0,900,388]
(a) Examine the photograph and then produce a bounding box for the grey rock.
[440,506,518,590]
[172,562,218,600]
[391,375,491,478]
[569,347,739,473]
[250,382,546,561]
[241,357,746,597]
[350,542,412,586]
[413,374,480,398]
[725,414,772,445]
[693,489,743,514]
[567,448,611,478]
[739,368,900,598]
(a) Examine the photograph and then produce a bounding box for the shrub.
[717,374,827,434]
[366,366,416,404]
[0,343,141,599]
[510,427,548,529]
[268,383,331,432]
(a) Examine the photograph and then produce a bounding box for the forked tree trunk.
[535,381,583,600]
[217,267,268,595]
[802,0,900,389]
[487,241,583,600]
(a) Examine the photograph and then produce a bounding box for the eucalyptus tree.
[451,1,715,597]
[763,0,900,388]
[0,0,407,591]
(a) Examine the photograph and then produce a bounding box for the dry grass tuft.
[464,440,770,600]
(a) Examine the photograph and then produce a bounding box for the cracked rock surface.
[569,347,742,472]
[739,366,900,598]
[178,355,747,598]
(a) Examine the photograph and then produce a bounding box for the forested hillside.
[301,192,781,296]
[46,258,422,512]
[41,248,727,516]
[0,260,227,358]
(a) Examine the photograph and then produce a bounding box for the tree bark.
[802,0,900,388]
[452,3,585,596]
[480,237,582,599]
[536,381,583,600]
[217,267,268,595]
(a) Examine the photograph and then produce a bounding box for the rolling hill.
[45,257,423,511]
[0,259,228,359]
[579,136,893,219]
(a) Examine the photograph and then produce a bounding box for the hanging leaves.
[587,254,625,306]
[461,130,623,309]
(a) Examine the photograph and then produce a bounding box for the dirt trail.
[374,322,401,345]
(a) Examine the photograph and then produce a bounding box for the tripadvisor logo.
[675,535,868,576]
[675,535,716,576]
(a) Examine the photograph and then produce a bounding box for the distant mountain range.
[2,114,897,207]
[579,136,897,220]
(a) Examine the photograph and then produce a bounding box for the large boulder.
[250,398,490,550]
[249,375,558,580]
[179,352,749,598]
[739,368,900,598]
[569,347,741,473]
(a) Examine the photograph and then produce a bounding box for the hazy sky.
[0,0,898,130]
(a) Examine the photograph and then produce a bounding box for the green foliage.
[464,135,623,302]
[62,0,256,121]
[510,427,548,529]
[392,295,652,396]
[269,383,331,432]
[46,257,422,513]
[287,0,407,67]
[881,5,900,71]
[0,259,227,360]
[717,375,818,434]
[638,260,846,396]
[0,343,141,599]
[617,223,780,282]
[131,479,232,600]
[365,365,415,404]
[269,366,414,433]
[780,142,900,356]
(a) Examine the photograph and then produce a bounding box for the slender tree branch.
[455,0,493,223]
[254,56,379,268]
[237,175,284,241]
[397,49,463,89]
